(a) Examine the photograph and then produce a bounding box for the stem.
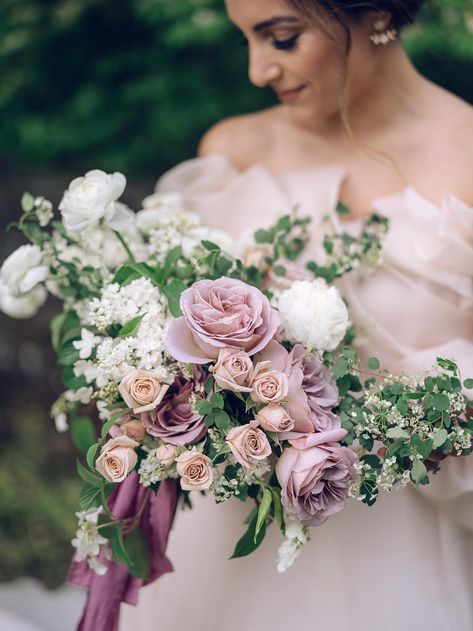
[113,230,136,264]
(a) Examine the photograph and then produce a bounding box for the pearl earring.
[370,20,398,45]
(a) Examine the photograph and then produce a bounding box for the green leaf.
[270,488,285,535]
[201,240,220,251]
[87,443,99,471]
[214,410,231,430]
[464,379,473,390]
[70,416,97,455]
[386,427,410,440]
[333,359,349,379]
[57,341,80,366]
[112,265,141,286]
[431,393,450,412]
[118,314,145,338]
[360,455,382,469]
[211,392,225,409]
[255,488,272,542]
[80,483,102,511]
[162,279,187,318]
[432,428,449,449]
[336,201,351,216]
[21,191,35,212]
[411,435,433,460]
[102,522,132,566]
[436,358,458,372]
[124,527,151,580]
[254,229,273,244]
[101,410,127,439]
[273,265,287,277]
[204,376,214,394]
[231,511,267,559]
[77,459,102,488]
[275,215,291,231]
[195,399,214,416]
[367,357,380,371]
[411,458,428,486]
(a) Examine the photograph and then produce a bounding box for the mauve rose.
[209,348,253,393]
[141,369,206,446]
[156,444,177,467]
[95,435,139,483]
[118,369,169,414]
[251,363,289,404]
[276,432,358,526]
[165,277,280,364]
[259,342,341,440]
[226,421,272,469]
[257,404,295,433]
[176,451,213,491]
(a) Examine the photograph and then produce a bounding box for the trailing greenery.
[0,0,471,176]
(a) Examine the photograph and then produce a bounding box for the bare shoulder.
[424,85,473,203]
[198,107,280,171]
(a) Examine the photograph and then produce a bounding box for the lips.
[276,85,306,102]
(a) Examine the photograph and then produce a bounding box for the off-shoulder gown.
[121,155,473,631]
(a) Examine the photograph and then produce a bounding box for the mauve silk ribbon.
[68,474,179,631]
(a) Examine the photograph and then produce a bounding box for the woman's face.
[225,0,376,128]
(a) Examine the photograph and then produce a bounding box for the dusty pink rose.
[276,431,358,526]
[209,348,253,393]
[155,444,177,467]
[118,369,169,413]
[175,451,213,491]
[257,404,295,433]
[141,369,206,446]
[95,435,139,483]
[121,419,147,441]
[165,277,280,364]
[226,421,272,469]
[251,363,289,403]
[243,243,272,270]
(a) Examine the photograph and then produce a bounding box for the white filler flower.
[59,169,127,234]
[0,244,48,318]
[278,279,349,351]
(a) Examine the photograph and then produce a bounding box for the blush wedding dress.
[120,154,473,631]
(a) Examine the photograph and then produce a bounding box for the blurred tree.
[0,0,471,177]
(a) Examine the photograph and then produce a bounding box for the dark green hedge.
[0,0,471,176]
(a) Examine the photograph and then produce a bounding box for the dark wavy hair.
[287,0,425,30]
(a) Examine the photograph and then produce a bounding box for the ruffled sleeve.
[155,154,346,237]
[374,191,473,527]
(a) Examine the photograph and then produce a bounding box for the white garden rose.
[59,169,127,234]
[0,244,48,318]
[278,279,349,351]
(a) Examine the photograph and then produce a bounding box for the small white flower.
[73,328,101,359]
[64,387,94,405]
[54,412,69,433]
[34,196,54,227]
[0,245,49,318]
[278,279,349,351]
[59,169,127,234]
[72,507,108,569]
[276,519,310,573]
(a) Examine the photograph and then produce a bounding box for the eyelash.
[240,34,300,52]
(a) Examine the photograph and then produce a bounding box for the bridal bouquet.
[2,170,472,629]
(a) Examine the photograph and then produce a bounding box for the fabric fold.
[69,475,179,631]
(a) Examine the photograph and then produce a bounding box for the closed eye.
[273,34,300,51]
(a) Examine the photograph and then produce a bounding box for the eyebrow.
[253,16,301,33]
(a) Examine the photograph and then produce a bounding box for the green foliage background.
[0,0,471,177]
[0,0,471,589]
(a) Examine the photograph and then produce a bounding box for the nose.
[248,46,282,88]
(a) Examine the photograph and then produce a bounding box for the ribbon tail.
[69,476,179,631]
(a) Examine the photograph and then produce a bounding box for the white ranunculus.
[278,279,349,351]
[59,169,127,234]
[0,245,49,318]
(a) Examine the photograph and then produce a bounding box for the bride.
[121,0,473,629]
